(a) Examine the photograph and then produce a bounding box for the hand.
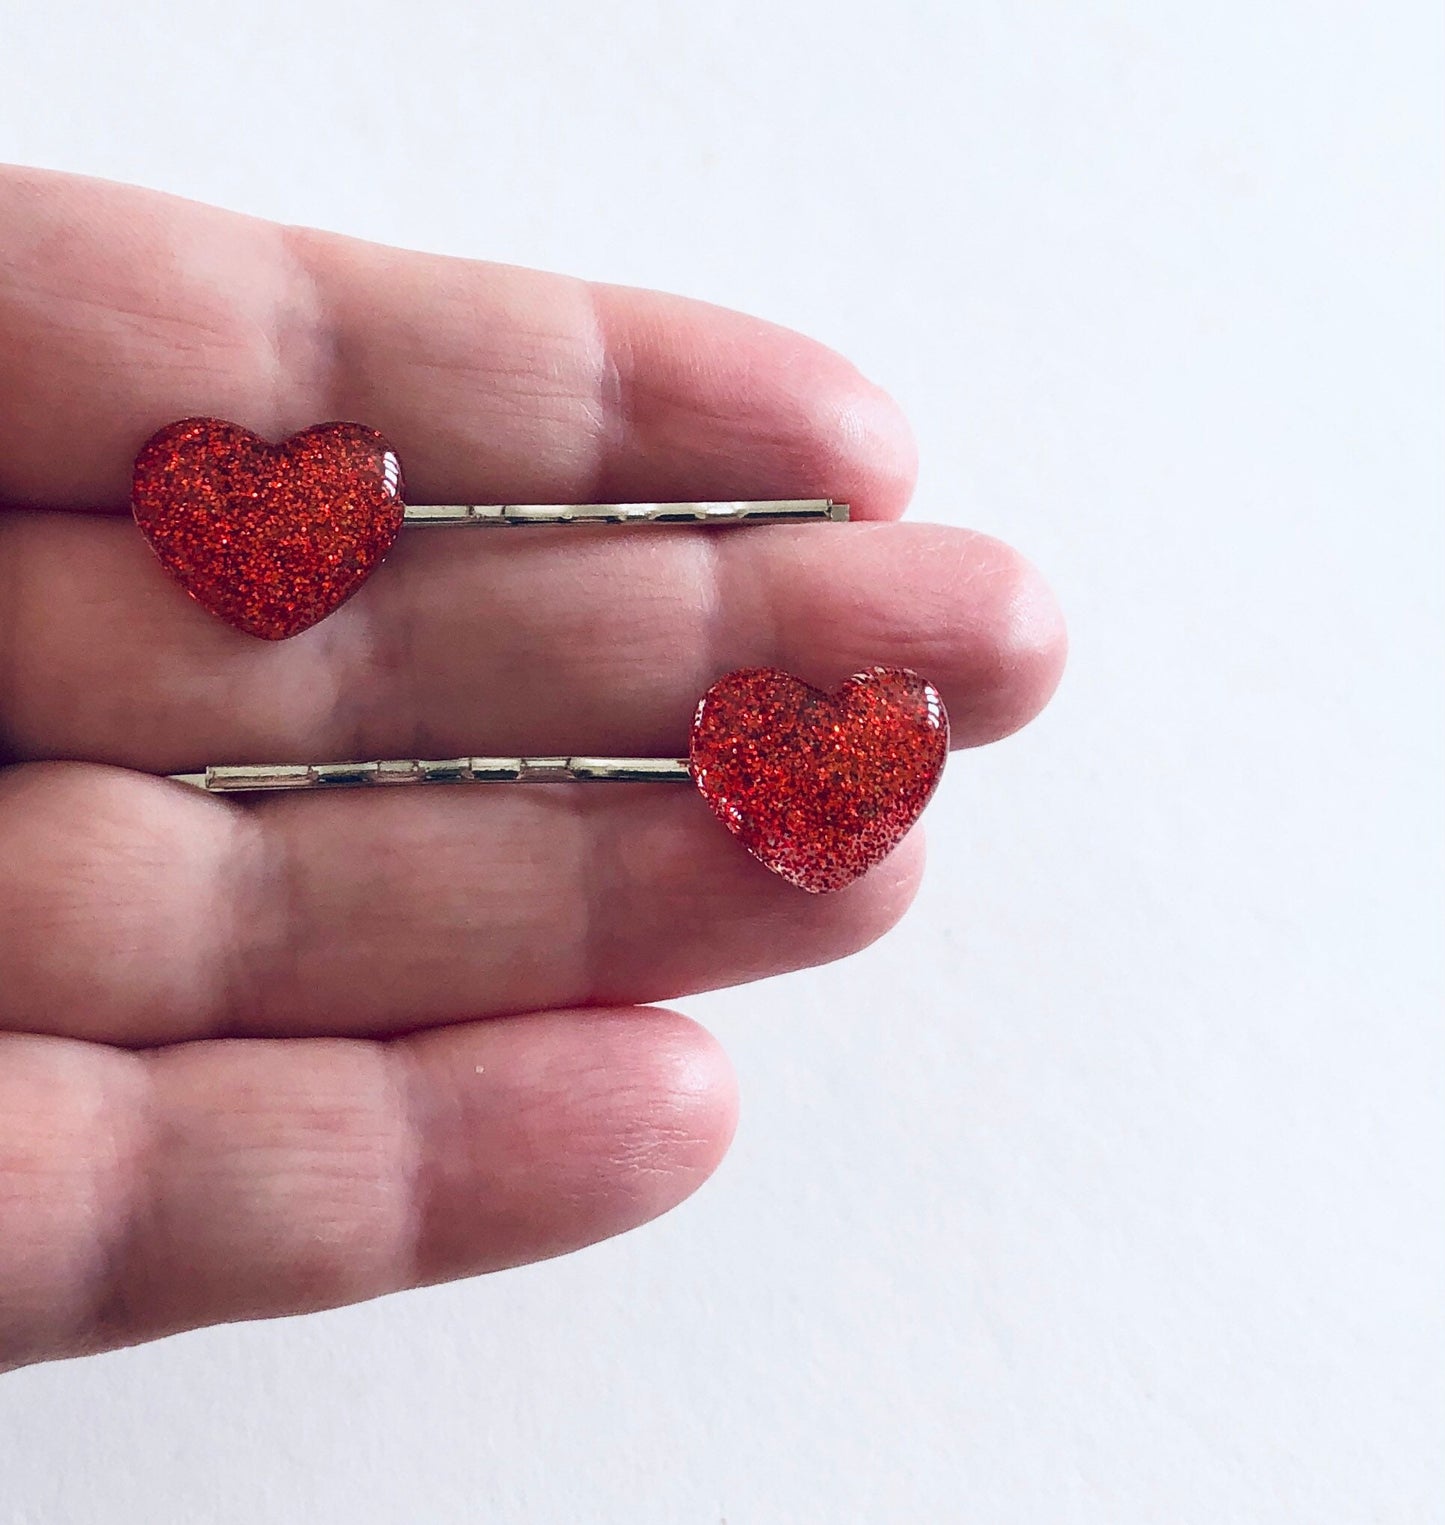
[0,165,1065,1370]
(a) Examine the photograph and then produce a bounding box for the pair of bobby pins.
[123,416,948,892]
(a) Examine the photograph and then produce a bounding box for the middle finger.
[0,514,1061,771]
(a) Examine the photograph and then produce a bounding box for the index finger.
[0,164,916,515]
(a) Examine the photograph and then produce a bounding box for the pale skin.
[0,165,1066,1372]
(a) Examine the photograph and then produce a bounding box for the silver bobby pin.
[401,499,847,526]
[170,757,693,792]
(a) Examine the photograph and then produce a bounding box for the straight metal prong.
[402,499,848,527]
[167,757,693,793]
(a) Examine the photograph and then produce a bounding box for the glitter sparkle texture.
[131,417,405,640]
[688,666,949,893]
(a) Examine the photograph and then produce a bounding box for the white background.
[1,3,1441,1521]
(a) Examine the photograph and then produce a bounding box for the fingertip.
[918,534,1067,747]
[751,318,919,521]
[410,1006,740,1276]
[968,546,1068,744]
[596,283,918,516]
[625,1005,741,1186]
[824,371,919,521]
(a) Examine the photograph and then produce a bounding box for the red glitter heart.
[131,417,405,640]
[688,666,949,893]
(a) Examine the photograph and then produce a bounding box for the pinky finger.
[0,1007,735,1370]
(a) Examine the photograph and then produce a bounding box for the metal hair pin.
[130,417,846,641]
[168,666,949,894]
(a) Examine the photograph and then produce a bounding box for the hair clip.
[131,418,848,641]
[168,666,948,892]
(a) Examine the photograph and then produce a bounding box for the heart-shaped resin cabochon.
[689,666,949,892]
[131,418,405,640]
